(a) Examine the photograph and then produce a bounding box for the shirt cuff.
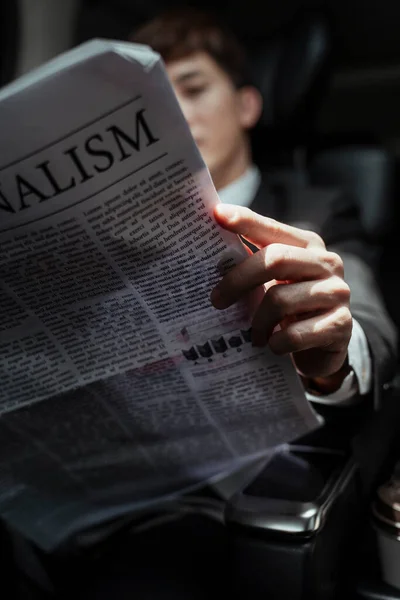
[305,318,372,406]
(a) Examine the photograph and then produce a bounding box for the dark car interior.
[2,1,400,598]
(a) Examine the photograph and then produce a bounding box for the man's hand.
[211,204,353,389]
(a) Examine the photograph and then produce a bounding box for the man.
[16,10,398,599]
[132,8,396,405]
[64,10,399,599]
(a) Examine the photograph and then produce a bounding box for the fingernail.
[215,204,238,222]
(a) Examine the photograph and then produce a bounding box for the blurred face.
[166,52,261,189]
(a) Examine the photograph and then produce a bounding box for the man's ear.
[237,86,263,130]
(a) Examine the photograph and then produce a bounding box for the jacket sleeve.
[331,249,397,407]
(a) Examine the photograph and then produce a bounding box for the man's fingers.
[251,277,351,346]
[214,203,324,250]
[211,245,344,309]
[268,306,353,356]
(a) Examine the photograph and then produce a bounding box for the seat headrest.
[251,11,332,130]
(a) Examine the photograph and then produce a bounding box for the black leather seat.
[222,11,400,600]
[250,8,397,328]
[250,9,332,168]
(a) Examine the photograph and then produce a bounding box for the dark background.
[2,0,400,146]
[75,0,400,69]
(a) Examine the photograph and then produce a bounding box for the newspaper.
[0,40,319,550]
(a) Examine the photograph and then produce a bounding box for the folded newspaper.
[0,40,319,549]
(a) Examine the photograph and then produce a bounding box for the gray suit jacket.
[249,177,398,404]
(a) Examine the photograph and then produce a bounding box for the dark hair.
[130,8,248,88]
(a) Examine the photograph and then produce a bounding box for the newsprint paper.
[0,40,319,550]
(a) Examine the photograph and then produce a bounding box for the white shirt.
[218,165,262,208]
[218,166,372,405]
